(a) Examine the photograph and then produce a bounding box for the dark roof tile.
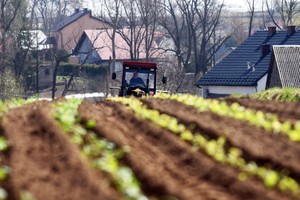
[51,9,92,31]
[197,29,300,86]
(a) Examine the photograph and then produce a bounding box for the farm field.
[0,89,300,200]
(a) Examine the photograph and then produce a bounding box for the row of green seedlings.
[0,137,8,200]
[155,93,300,142]
[0,98,37,200]
[109,96,300,195]
[52,98,147,200]
[251,87,300,102]
[0,98,35,119]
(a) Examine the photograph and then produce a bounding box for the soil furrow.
[79,100,292,200]
[1,96,299,200]
[141,98,300,184]
[79,101,234,200]
[223,96,300,123]
[1,102,120,200]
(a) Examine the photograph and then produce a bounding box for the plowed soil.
[0,97,299,200]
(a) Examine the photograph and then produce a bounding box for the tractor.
[112,61,166,97]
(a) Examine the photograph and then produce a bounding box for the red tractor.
[112,61,166,97]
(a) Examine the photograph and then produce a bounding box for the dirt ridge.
[0,97,299,200]
[0,101,120,200]
[141,98,300,184]
[79,100,292,200]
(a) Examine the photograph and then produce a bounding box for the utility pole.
[36,31,39,95]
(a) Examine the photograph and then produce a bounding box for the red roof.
[123,61,157,69]
[84,29,163,60]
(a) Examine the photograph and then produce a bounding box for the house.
[18,30,54,89]
[50,8,111,54]
[74,28,164,72]
[38,65,54,89]
[267,45,300,88]
[20,30,48,50]
[196,26,300,98]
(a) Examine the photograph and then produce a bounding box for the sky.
[222,0,264,11]
[222,0,248,11]
[83,0,251,15]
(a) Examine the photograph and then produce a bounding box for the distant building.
[267,45,300,88]
[20,30,48,50]
[196,26,300,98]
[74,29,164,72]
[49,8,112,54]
[38,65,54,89]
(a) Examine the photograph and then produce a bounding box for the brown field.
[0,96,299,200]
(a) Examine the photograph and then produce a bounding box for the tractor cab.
[112,61,165,97]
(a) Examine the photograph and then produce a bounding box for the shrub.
[58,63,108,77]
[0,69,25,100]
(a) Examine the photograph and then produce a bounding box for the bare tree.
[193,0,225,77]
[110,0,160,61]
[136,0,159,61]
[161,0,226,77]
[118,0,143,60]
[0,0,28,97]
[245,0,257,36]
[176,0,195,69]
[260,1,270,29]
[266,0,300,29]
[31,0,83,31]
[58,29,109,99]
[0,0,23,71]
[157,0,226,92]
[103,0,122,73]
[157,0,191,92]
[226,13,247,45]
[51,49,70,99]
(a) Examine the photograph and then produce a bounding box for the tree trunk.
[51,62,59,99]
[62,75,74,96]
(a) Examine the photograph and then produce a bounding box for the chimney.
[74,8,79,13]
[261,44,270,57]
[268,26,276,37]
[287,25,296,36]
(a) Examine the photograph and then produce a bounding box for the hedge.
[57,63,108,77]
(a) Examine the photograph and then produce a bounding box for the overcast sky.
[222,0,264,11]
[83,0,252,15]
[222,0,248,11]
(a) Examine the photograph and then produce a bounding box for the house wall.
[38,66,54,89]
[205,86,257,96]
[200,74,268,97]
[77,38,90,62]
[114,62,122,72]
[257,74,268,91]
[78,37,101,64]
[52,14,111,53]
[23,30,47,50]
[267,62,282,88]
